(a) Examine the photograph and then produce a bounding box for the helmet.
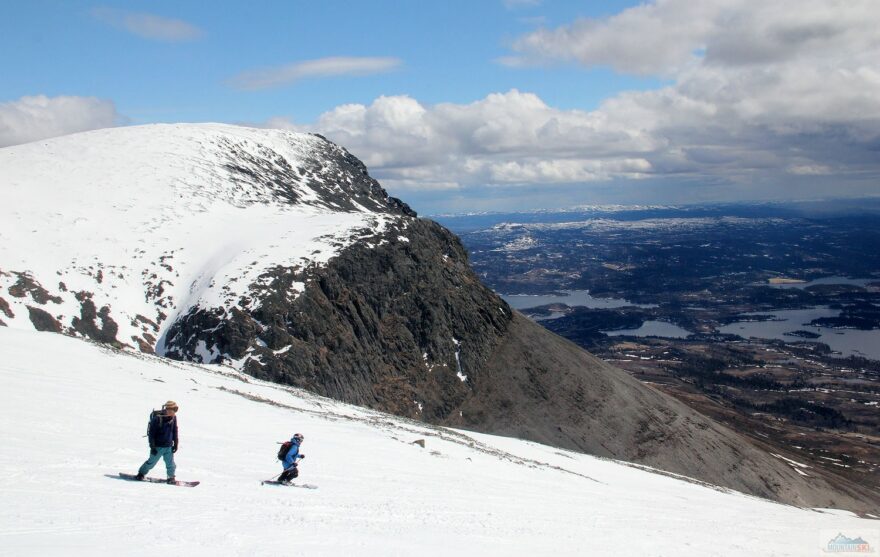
[163,400,179,412]
[293,433,304,442]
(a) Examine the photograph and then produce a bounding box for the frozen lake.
[503,282,880,360]
[718,307,880,360]
[502,290,652,312]
[769,276,875,289]
[604,320,693,339]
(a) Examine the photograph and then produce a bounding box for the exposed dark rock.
[7,272,62,304]
[27,305,62,332]
[133,336,155,354]
[219,135,416,217]
[0,296,13,319]
[133,314,159,333]
[165,218,511,421]
[71,292,121,345]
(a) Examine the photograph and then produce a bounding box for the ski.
[261,480,318,489]
[116,472,200,487]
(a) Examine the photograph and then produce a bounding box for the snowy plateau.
[1,327,875,556]
[0,124,400,359]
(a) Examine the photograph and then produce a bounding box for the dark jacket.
[148,411,178,448]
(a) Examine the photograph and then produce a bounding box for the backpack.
[277,441,293,461]
[146,410,159,437]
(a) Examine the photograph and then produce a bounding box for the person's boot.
[135,473,145,481]
[167,476,176,484]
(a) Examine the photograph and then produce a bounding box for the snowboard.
[261,480,318,489]
[116,472,200,487]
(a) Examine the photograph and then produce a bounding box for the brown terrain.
[596,335,880,509]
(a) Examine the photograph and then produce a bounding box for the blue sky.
[3,1,658,123]
[2,0,879,214]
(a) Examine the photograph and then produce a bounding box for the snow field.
[0,124,391,355]
[0,327,874,556]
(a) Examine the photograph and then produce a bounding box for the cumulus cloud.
[504,0,716,75]
[92,7,204,42]
[0,95,124,148]
[260,0,880,196]
[263,90,656,190]
[505,0,880,76]
[229,57,402,91]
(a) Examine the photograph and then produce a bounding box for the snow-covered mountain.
[0,123,411,353]
[1,327,875,556]
[1,124,876,514]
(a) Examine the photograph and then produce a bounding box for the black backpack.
[146,410,159,437]
[277,441,293,461]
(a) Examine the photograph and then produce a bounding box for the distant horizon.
[3,118,879,217]
[427,194,880,218]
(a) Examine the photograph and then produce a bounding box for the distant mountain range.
[435,198,880,233]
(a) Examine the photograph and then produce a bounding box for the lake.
[605,320,693,339]
[769,276,875,289]
[718,307,880,360]
[502,290,652,311]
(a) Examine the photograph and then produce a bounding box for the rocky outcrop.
[163,214,879,513]
[164,217,513,420]
[219,133,416,216]
[27,306,61,332]
[71,292,121,345]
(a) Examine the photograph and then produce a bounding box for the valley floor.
[0,328,876,556]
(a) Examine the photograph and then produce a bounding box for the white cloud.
[503,0,717,75]
[787,164,832,176]
[256,0,880,196]
[261,90,659,190]
[228,57,403,91]
[505,0,880,76]
[0,95,124,148]
[92,7,204,42]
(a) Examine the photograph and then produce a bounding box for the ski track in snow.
[0,327,874,556]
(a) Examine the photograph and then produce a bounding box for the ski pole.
[267,458,302,481]
[267,469,285,481]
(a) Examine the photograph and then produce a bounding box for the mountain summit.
[0,123,412,351]
[0,124,875,513]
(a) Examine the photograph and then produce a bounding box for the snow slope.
[0,124,395,354]
[1,327,875,556]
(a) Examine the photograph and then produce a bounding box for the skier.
[135,400,179,483]
[278,433,305,484]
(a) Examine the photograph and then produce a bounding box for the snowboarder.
[278,433,305,484]
[135,400,179,484]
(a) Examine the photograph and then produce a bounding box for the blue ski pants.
[138,446,176,478]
